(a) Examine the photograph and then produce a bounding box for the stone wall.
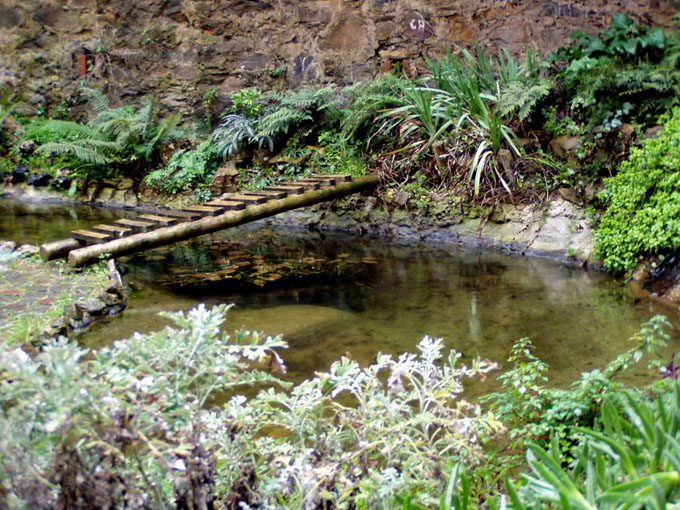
[0,0,673,118]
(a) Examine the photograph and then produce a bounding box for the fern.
[30,88,186,176]
[256,106,312,140]
[37,140,120,165]
[496,79,553,122]
[255,85,339,144]
[211,85,340,157]
[144,140,218,194]
[144,114,183,159]
[340,74,410,144]
[263,85,337,110]
[81,87,110,115]
[28,120,103,143]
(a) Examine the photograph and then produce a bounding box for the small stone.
[549,135,581,159]
[27,172,52,187]
[0,241,17,253]
[80,299,107,316]
[16,245,39,258]
[209,161,239,195]
[18,140,35,153]
[645,125,665,139]
[117,179,134,190]
[11,165,28,184]
[65,303,84,321]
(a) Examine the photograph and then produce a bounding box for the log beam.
[40,238,85,262]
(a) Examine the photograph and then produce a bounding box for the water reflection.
[88,226,672,388]
[1,197,675,389]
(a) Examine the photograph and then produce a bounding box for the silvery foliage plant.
[0,304,502,509]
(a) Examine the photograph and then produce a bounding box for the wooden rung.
[293,180,321,190]
[313,174,352,182]
[91,224,134,238]
[312,177,336,185]
[71,229,113,243]
[264,185,305,195]
[204,199,246,211]
[161,210,203,221]
[183,205,224,216]
[114,219,157,232]
[227,194,268,205]
[242,190,288,200]
[138,214,178,227]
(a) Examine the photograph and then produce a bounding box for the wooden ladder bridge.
[40,173,379,267]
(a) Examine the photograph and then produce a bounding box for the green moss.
[595,107,680,274]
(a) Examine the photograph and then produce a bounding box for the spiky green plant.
[212,113,262,158]
[379,46,543,197]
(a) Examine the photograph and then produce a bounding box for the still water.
[2,197,676,388]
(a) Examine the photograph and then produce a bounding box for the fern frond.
[496,79,553,121]
[82,87,110,114]
[143,166,176,191]
[256,107,312,140]
[143,114,184,158]
[27,120,107,143]
[37,140,119,165]
[136,101,154,127]
[341,74,410,142]
[94,105,136,125]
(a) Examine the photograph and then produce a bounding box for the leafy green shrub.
[311,130,366,177]
[550,14,680,132]
[230,87,262,117]
[595,107,680,274]
[483,315,670,445]
[143,140,220,194]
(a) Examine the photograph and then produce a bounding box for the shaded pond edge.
[1,185,600,269]
[264,194,603,271]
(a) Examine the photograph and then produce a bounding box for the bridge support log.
[40,238,84,262]
[67,174,379,267]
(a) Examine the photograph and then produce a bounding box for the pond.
[1,196,676,390]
